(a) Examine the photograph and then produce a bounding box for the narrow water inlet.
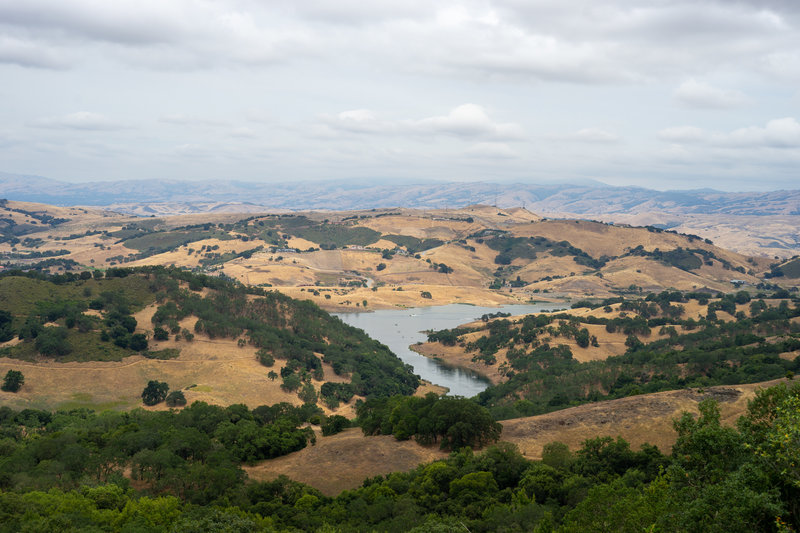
[335,303,558,397]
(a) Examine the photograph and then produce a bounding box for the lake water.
[335,302,559,398]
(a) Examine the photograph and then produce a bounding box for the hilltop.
[2,173,798,258]
[1,199,789,313]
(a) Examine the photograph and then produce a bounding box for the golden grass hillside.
[3,201,785,313]
[245,378,790,496]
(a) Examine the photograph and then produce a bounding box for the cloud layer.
[0,0,798,189]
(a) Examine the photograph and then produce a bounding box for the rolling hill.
[3,172,798,258]
[1,200,787,314]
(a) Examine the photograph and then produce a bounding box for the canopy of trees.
[0,384,799,531]
[426,291,800,419]
[357,393,502,450]
[141,380,169,406]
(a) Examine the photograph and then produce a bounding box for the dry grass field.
[0,309,360,417]
[243,428,449,496]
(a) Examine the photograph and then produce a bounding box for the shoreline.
[410,342,505,387]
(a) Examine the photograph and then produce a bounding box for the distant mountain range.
[3,171,798,216]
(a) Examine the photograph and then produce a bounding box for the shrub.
[141,380,169,406]
[257,349,275,367]
[1,370,24,392]
[322,415,350,436]
[35,326,72,356]
[165,390,187,407]
[129,333,148,352]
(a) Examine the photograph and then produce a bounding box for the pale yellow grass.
[276,285,519,311]
[0,332,355,417]
[360,216,470,240]
[127,238,258,268]
[243,428,449,496]
[501,379,785,460]
[370,239,403,250]
[285,236,317,250]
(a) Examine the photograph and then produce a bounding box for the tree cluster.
[2,384,799,530]
[357,393,502,450]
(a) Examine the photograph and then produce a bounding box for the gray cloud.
[658,126,707,143]
[159,114,228,127]
[660,119,800,149]
[570,128,620,143]
[0,36,68,69]
[1,1,799,190]
[674,80,747,109]
[0,0,797,82]
[0,0,185,45]
[465,142,518,159]
[721,117,800,148]
[31,112,129,131]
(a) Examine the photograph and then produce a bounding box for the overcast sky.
[1,0,799,190]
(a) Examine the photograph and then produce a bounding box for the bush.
[165,390,187,407]
[257,349,275,367]
[153,327,169,341]
[141,380,169,406]
[299,382,318,404]
[0,310,14,342]
[35,326,72,356]
[1,370,24,392]
[322,415,350,436]
[281,374,302,392]
[129,333,148,352]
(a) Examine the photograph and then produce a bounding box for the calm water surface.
[335,303,560,398]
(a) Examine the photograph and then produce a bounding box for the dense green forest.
[356,393,502,450]
[0,383,798,531]
[0,267,419,400]
[427,290,800,419]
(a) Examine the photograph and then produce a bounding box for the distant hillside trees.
[0,266,418,401]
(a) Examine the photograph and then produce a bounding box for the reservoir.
[335,302,559,398]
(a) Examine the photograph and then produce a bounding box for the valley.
[0,196,799,531]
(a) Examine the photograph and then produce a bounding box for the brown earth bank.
[245,378,790,496]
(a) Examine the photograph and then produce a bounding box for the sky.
[1,0,799,191]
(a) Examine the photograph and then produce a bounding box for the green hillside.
[0,267,419,398]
